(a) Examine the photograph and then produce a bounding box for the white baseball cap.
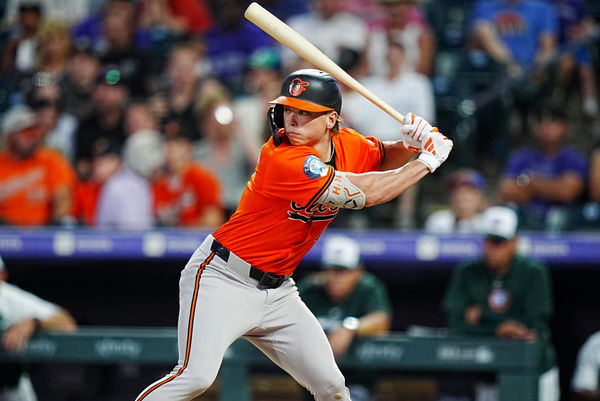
[321,236,362,269]
[1,105,36,137]
[483,206,519,240]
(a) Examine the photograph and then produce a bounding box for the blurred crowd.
[0,0,599,232]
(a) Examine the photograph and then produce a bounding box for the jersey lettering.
[288,201,338,223]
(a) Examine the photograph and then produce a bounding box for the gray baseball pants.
[135,235,351,401]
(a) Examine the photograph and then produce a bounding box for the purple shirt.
[503,146,588,213]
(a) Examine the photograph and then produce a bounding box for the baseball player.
[135,69,452,401]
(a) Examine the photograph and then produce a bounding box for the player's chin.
[285,132,305,145]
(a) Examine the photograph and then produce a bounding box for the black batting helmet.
[269,69,342,113]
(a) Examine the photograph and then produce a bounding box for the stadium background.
[1,0,600,400]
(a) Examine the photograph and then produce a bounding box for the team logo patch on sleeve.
[303,155,329,179]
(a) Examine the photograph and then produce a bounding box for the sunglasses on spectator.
[31,98,59,110]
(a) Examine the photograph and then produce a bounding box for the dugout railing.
[0,327,544,401]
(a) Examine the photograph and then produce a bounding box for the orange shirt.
[214,128,384,275]
[73,180,102,226]
[0,148,75,226]
[152,163,222,227]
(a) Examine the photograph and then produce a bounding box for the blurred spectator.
[194,83,257,217]
[0,253,77,401]
[72,0,151,96]
[138,0,214,37]
[0,105,75,226]
[343,37,435,141]
[281,0,368,75]
[442,206,559,401]
[35,20,71,81]
[366,0,435,77]
[203,0,274,95]
[95,129,164,230]
[550,0,598,118]
[470,0,558,131]
[258,0,310,21]
[137,0,213,73]
[59,42,101,122]
[74,65,129,179]
[27,74,78,161]
[424,168,488,234]
[233,47,283,146]
[499,104,587,230]
[1,3,43,76]
[3,0,88,26]
[152,128,224,228]
[149,41,209,141]
[73,138,121,226]
[343,37,434,228]
[125,102,160,137]
[590,143,600,203]
[298,236,391,401]
[470,0,558,78]
[571,330,600,401]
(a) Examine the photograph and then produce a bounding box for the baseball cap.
[247,47,281,71]
[1,105,37,137]
[483,207,519,241]
[449,169,486,192]
[321,236,362,269]
[270,69,342,113]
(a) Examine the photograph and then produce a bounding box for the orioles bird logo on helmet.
[289,78,310,96]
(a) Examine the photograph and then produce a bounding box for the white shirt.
[282,12,368,70]
[0,281,59,330]
[342,70,435,141]
[424,209,486,234]
[572,331,600,392]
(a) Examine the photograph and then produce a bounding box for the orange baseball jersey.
[0,148,75,226]
[214,128,384,275]
[153,163,222,227]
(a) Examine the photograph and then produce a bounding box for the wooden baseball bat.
[244,2,406,125]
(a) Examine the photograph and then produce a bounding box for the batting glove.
[416,131,454,173]
[400,113,435,153]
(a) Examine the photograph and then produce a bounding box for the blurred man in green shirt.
[298,235,392,401]
[443,206,558,401]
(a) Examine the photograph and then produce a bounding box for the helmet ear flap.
[268,105,284,146]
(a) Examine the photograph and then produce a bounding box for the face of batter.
[283,106,336,150]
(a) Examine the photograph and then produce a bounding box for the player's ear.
[325,111,338,130]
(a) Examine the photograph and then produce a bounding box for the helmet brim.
[269,96,335,112]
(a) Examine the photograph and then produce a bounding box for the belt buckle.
[258,272,284,289]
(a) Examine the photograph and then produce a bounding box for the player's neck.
[314,135,333,162]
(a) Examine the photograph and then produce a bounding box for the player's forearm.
[379,141,417,171]
[348,160,429,207]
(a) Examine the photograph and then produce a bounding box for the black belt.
[210,239,288,289]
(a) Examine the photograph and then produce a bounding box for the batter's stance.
[135,69,452,401]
